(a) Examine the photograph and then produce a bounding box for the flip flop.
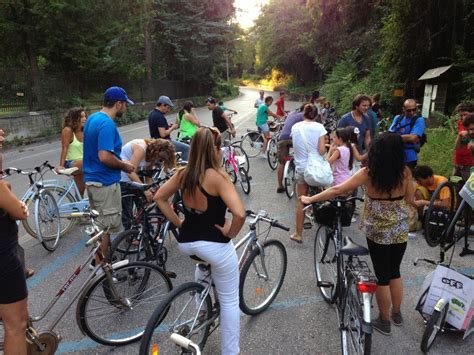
[25,268,35,279]
[290,234,303,244]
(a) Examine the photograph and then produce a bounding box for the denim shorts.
[257,123,270,134]
[64,160,74,169]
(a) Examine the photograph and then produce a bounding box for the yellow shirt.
[416,175,450,201]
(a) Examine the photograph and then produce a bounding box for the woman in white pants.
[155,127,246,354]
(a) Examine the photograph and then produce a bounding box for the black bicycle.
[310,197,377,354]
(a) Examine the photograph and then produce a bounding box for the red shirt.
[276,97,285,117]
[454,119,474,166]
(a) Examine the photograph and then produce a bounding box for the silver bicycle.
[139,210,289,354]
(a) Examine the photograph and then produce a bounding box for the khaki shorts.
[277,140,292,164]
[86,183,123,233]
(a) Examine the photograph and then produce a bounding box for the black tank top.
[0,208,19,257]
[178,186,229,244]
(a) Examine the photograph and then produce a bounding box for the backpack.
[393,114,427,151]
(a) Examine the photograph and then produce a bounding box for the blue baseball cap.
[104,86,134,105]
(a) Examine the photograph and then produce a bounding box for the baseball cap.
[104,86,134,105]
[206,97,217,104]
[156,96,175,107]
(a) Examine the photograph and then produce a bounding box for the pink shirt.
[332,146,351,186]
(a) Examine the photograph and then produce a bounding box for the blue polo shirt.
[83,111,122,186]
[337,112,371,153]
[389,115,426,163]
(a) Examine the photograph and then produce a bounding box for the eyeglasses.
[404,108,417,113]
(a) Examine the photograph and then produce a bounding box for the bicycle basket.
[313,202,337,227]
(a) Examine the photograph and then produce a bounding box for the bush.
[418,128,456,178]
[211,81,239,100]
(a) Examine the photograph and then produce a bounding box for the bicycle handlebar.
[245,210,290,231]
[3,161,55,177]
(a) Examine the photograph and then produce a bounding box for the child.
[327,127,354,186]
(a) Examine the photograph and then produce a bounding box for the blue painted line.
[27,237,86,289]
[57,337,99,354]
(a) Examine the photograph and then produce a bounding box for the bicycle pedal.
[303,222,313,230]
[317,281,333,288]
[248,176,252,181]
[165,271,177,279]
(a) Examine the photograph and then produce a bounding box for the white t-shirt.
[255,97,264,108]
[291,121,327,172]
[120,139,147,183]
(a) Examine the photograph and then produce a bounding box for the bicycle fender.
[111,260,130,270]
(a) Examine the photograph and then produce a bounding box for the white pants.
[178,240,240,355]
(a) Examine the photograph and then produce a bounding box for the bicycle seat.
[189,255,210,266]
[122,182,154,197]
[340,236,369,256]
[57,167,79,176]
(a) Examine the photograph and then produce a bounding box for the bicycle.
[310,197,377,354]
[139,210,289,354]
[266,118,285,170]
[415,177,474,266]
[283,153,296,199]
[0,209,173,353]
[222,140,251,194]
[2,162,61,251]
[108,177,183,278]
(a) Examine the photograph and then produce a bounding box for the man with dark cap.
[148,95,189,161]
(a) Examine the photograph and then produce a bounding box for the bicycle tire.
[314,226,338,303]
[267,138,278,170]
[284,159,296,199]
[239,239,287,315]
[424,181,456,247]
[107,229,152,263]
[420,301,448,353]
[240,131,264,158]
[35,190,61,252]
[77,261,172,346]
[22,196,39,238]
[340,275,372,355]
[239,167,251,194]
[139,282,213,355]
[231,143,250,173]
[43,185,78,237]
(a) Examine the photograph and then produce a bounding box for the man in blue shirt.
[83,86,135,263]
[337,94,372,158]
[148,95,189,161]
[388,99,426,170]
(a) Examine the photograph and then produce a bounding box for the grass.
[418,128,456,178]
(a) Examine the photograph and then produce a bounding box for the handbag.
[299,125,334,187]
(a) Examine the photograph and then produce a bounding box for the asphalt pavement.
[2,87,473,354]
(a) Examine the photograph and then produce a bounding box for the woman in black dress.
[0,180,29,354]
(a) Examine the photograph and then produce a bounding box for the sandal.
[290,233,303,244]
[25,268,35,279]
[276,187,285,193]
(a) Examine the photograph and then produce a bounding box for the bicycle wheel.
[239,167,251,194]
[240,131,264,158]
[22,196,39,238]
[340,275,371,355]
[424,181,456,247]
[107,229,151,263]
[43,185,78,237]
[267,138,278,170]
[314,226,338,303]
[420,301,448,353]
[77,261,172,346]
[239,239,287,315]
[284,160,296,199]
[139,282,213,355]
[35,190,61,252]
[231,143,250,173]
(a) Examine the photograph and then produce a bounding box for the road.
[3,87,473,354]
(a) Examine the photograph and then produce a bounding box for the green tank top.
[179,112,198,138]
[66,132,83,161]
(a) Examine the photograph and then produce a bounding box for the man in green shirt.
[256,96,279,155]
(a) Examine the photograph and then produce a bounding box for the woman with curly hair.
[300,132,415,336]
[58,107,87,196]
[120,138,176,229]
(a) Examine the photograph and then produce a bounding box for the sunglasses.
[404,108,417,113]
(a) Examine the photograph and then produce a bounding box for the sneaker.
[372,316,391,335]
[351,217,356,223]
[391,310,403,326]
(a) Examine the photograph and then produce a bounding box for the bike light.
[357,281,377,293]
[152,343,158,355]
